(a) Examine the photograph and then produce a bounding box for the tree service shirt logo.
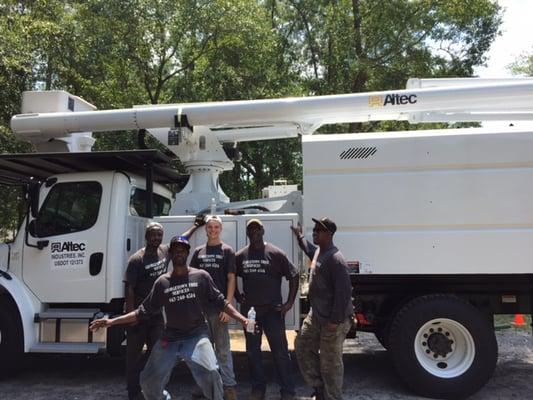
[164,281,199,303]
[196,254,224,270]
[241,259,268,274]
[145,259,167,278]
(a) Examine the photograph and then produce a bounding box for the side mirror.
[28,219,36,236]
[28,182,40,219]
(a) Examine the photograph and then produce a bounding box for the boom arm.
[11,80,533,142]
[9,78,533,215]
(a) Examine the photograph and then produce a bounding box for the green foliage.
[0,0,503,229]
[278,0,502,92]
[509,48,533,76]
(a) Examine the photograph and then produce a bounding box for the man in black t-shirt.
[190,215,238,400]
[92,236,251,400]
[123,218,205,400]
[291,218,353,400]
[124,222,168,400]
[235,218,299,400]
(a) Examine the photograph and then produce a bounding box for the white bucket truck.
[2,77,533,398]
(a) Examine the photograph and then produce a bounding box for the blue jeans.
[206,310,237,387]
[243,305,295,396]
[140,333,223,400]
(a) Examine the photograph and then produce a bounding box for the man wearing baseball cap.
[236,218,299,400]
[91,236,251,400]
[123,216,206,400]
[123,222,168,400]
[291,217,353,400]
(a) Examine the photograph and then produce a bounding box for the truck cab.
[0,150,176,368]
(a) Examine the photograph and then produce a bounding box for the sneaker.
[163,389,172,400]
[224,386,238,400]
[249,389,265,400]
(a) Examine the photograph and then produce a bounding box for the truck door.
[22,175,112,302]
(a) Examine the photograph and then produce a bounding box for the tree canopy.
[509,47,533,76]
[0,0,503,239]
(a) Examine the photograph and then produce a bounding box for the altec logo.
[51,241,86,252]
[368,93,417,107]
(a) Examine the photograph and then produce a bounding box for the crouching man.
[90,236,251,400]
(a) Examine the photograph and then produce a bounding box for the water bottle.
[246,307,256,333]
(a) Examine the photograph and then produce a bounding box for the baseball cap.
[205,215,223,225]
[312,217,337,234]
[246,218,263,228]
[169,235,191,249]
[145,221,163,232]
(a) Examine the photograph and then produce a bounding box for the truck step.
[29,342,104,354]
[35,308,100,322]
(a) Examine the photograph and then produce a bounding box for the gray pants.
[295,315,352,400]
[206,310,237,387]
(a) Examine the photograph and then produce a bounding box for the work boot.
[224,386,238,400]
[249,389,265,400]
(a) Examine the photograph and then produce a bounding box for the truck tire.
[0,299,24,377]
[388,294,497,399]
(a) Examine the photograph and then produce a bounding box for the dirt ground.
[1,328,532,400]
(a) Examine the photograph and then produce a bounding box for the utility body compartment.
[303,127,533,275]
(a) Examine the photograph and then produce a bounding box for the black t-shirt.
[125,245,169,307]
[190,242,236,297]
[308,245,353,324]
[137,268,227,340]
[236,242,298,306]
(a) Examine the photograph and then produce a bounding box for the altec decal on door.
[50,241,87,270]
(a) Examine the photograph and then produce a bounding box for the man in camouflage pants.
[292,217,353,400]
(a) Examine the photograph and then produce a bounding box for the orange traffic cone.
[512,314,526,327]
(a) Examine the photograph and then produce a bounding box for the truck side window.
[129,188,171,217]
[35,181,102,237]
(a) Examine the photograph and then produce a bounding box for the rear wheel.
[389,295,497,399]
[0,298,24,376]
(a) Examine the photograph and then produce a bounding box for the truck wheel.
[388,295,497,399]
[0,300,24,376]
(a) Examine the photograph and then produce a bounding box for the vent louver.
[339,146,377,160]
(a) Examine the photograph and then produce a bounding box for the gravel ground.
[1,329,532,400]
